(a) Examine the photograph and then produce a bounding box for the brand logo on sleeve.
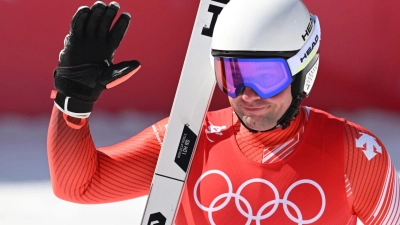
[356,132,382,160]
[205,121,226,142]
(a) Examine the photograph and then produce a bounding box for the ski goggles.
[213,14,321,99]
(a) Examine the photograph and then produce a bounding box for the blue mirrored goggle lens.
[214,57,292,99]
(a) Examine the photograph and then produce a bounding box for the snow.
[0,182,147,225]
[0,108,398,224]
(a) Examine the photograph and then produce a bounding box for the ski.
[140,0,229,224]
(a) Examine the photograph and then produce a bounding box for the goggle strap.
[287,14,321,75]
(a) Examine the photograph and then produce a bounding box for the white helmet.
[212,0,315,52]
[211,0,321,130]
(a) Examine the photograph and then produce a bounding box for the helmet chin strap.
[235,95,302,133]
[276,95,302,129]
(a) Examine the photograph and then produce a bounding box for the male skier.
[47,0,400,224]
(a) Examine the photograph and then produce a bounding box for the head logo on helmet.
[302,17,314,41]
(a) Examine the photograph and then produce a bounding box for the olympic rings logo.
[194,170,326,225]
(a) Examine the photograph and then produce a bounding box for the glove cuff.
[52,90,93,118]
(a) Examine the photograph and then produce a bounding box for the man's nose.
[240,87,261,102]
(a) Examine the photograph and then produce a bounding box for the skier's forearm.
[47,105,163,204]
[47,105,98,203]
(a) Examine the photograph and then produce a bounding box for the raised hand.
[53,1,141,118]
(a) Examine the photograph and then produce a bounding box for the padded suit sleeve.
[47,105,168,203]
[344,120,400,224]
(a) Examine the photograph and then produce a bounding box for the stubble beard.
[231,101,282,131]
[238,110,279,131]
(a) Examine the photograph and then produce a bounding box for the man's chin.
[242,117,276,131]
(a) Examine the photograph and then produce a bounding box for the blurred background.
[0,0,399,224]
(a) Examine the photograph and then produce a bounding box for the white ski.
[140,0,229,224]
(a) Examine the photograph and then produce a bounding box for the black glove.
[53,1,141,118]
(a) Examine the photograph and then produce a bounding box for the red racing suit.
[47,106,400,224]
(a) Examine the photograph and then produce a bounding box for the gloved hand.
[52,1,141,118]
